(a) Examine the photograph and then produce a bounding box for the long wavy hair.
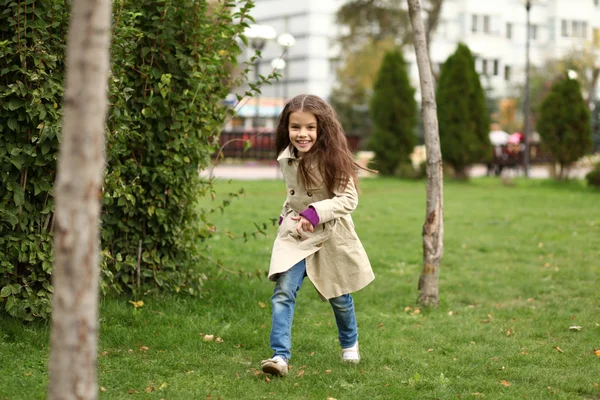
[275,94,361,192]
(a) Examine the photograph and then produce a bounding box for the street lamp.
[244,24,277,127]
[277,33,296,100]
[521,0,539,177]
[271,58,287,116]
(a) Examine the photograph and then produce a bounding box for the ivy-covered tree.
[436,43,490,179]
[537,75,591,179]
[369,49,417,175]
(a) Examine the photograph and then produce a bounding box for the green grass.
[1,178,599,399]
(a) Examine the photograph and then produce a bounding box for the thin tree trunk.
[407,0,444,306]
[48,0,112,399]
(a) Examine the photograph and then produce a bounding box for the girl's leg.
[270,259,307,361]
[329,294,358,349]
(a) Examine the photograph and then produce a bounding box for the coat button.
[316,243,323,247]
[307,191,313,197]
[290,189,295,195]
[288,160,293,166]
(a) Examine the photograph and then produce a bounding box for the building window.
[529,24,538,40]
[472,14,478,33]
[482,59,488,75]
[506,23,512,39]
[493,60,499,76]
[504,65,511,81]
[561,19,568,37]
[483,15,490,33]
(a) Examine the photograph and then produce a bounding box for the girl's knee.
[329,294,353,310]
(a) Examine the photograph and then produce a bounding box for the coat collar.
[277,144,298,161]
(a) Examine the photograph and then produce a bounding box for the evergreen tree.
[436,43,491,178]
[369,49,417,175]
[537,75,592,178]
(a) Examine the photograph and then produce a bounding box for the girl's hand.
[291,215,314,235]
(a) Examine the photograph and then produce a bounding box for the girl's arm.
[305,179,358,225]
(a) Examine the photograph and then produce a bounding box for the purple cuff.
[299,206,320,227]
[278,216,283,225]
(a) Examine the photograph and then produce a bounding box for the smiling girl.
[260,94,375,377]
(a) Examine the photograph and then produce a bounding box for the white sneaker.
[341,342,360,363]
[260,355,288,376]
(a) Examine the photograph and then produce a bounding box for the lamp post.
[244,24,277,127]
[277,33,296,101]
[521,0,537,177]
[271,57,286,116]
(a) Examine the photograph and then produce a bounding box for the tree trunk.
[47,0,112,399]
[407,0,444,307]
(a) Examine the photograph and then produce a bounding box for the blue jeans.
[270,259,358,361]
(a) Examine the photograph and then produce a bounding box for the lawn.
[1,177,599,399]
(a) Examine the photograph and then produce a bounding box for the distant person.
[260,94,375,377]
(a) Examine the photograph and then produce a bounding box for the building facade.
[235,0,600,126]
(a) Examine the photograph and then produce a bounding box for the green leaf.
[243,140,252,152]
[0,286,12,298]
[7,118,18,131]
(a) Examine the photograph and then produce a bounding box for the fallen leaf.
[594,349,600,357]
[488,314,493,320]
[215,337,224,343]
[552,346,564,353]
[412,308,421,315]
[234,344,243,348]
[500,380,511,386]
[569,326,582,331]
[297,370,305,377]
[480,319,491,324]
[129,300,144,308]
[506,328,513,337]
[310,351,315,356]
[498,366,505,371]
[139,346,149,351]
[128,349,134,354]
[325,370,332,374]
[427,348,434,352]
[327,398,337,400]
[265,376,271,383]
[404,306,412,312]
[377,323,384,329]
[258,301,266,308]
[384,366,392,371]
[24,372,32,377]
[145,387,153,393]
[127,389,137,394]
[544,262,551,267]
[235,372,240,379]
[99,351,109,357]
[448,311,453,316]
[527,298,535,302]
[100,387,107,392]
[203,335,215,342]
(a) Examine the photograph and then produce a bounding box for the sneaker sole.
[262,364,288,377]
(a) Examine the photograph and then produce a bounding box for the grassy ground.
[1,177,599,399]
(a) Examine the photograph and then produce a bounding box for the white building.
[237,0,600,126]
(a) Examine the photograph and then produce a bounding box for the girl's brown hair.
[275,94,363,193]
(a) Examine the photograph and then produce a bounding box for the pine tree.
[436,43,491,179]
[369,49,417,176]
[537,75,592,178]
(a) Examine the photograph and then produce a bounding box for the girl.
[260,94,375,377]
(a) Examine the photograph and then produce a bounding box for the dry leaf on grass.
[138,346,149,352]
[203,335,215,342]
[297,370,305,378]
[129,300,144,308]
[265,376,271,383]
[593,349,600,357]
[99,387,107,392]
[569,326,582,331]
[325,370,332,374]
[258,301,266,308]
[500,380,511,386]
[552,346,564,353]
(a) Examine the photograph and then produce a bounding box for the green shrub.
[585,163,600,188]
[537,75,592,179]
[0,0,262,320]
[436,43,491,179]
[369,49,417,175]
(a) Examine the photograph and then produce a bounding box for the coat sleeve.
[308,178,358,224]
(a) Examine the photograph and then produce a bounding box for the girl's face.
[288,111,317,156]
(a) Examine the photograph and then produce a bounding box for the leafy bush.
[585,163,600,188]
[369,49,417,175]
[537,75,592,179]
[436,43,491,179]
[0,0,263,320]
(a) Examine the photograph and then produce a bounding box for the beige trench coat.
[268,145,375,299]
